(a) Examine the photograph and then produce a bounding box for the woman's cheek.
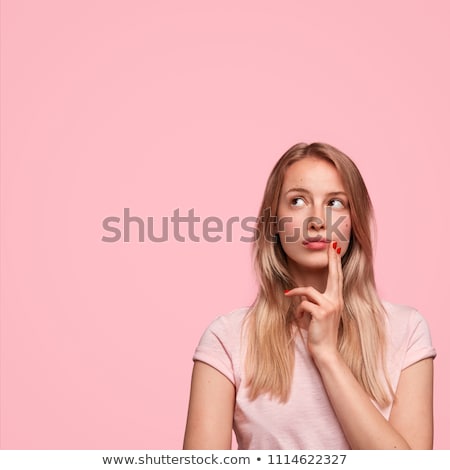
[278,218,303,244]
[330,214,351,245]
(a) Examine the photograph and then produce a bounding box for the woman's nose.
[308,216,325,231]
[307,206,326,231]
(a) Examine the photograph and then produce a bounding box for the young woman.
[183,142,436,450]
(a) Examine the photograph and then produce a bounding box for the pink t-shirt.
[193,300,436,450]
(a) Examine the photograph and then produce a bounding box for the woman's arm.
[389,357,434,448]
[183,361,236,450]
[313,353,433,449]
[286,242,434,449]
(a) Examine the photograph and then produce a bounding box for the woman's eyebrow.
[327,191,348,197]
[286,186,311,194]
[285,187,347,197]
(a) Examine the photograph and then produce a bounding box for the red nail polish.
[337,247,341,254]
[332,241,337,249]
[284,289,290,294]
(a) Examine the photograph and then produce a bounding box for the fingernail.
[332,241,337,249]
[337,247,341,254]
[284,289,290,294]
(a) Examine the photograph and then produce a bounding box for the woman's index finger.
[325,241,340,296]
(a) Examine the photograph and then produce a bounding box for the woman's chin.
[287,257,328,272]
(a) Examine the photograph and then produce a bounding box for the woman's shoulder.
[203,306,250,335]
[381,299,435,359]
[381,299,427,324]
[193,308,250,383]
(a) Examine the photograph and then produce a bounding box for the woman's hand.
[285,241,344,362]
[285,242,434,449]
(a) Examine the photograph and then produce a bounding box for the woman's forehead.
[282,158,346,193]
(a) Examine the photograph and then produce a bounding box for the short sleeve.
[402,309,436,370]
[193,310,246,385]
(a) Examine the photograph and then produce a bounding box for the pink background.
[1,0,449,449]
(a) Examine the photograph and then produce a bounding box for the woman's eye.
[328,199,344,208]
[292,197,306,207]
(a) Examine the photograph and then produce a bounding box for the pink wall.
[1,0,449,449]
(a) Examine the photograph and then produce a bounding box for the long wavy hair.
[244,142,393,407]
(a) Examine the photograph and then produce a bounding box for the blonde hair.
[244,142,392,407]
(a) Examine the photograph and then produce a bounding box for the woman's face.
[277,157,352,272]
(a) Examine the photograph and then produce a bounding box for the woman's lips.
[303,240,330,250]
